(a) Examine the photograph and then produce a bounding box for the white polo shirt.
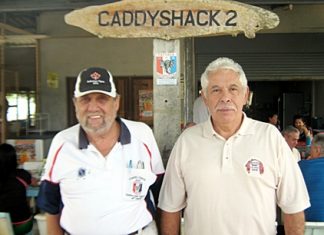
[292,147,301,161]
[158,114,310,235]
[38,118,164,235]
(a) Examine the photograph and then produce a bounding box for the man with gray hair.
[158,57,310,235]
[282,125,301,161]
[299,133,324,221]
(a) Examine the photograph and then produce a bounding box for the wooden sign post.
[65,0,279,40]
[65,0,279,160]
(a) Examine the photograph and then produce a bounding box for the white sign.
[65,0,280,40]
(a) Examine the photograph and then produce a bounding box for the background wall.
[38,11,154,131]
[314,81,324,118]
[5,47,36,90]
[5,4,324,133]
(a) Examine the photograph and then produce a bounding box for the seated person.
[299,133,324,221]
[293,114,312,146]
[0,143,33,235]
[282,125,301,161]
[267,111,281,130]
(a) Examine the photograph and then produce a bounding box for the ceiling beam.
[0,0,323,13]
[0,0,118,13]
[0,22,32,35]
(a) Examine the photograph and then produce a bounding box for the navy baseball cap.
[74,67,117,98]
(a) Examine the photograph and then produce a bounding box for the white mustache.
[215,105,237,111]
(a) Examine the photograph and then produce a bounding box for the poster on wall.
[14,140,36,164]
[47,72,59,88]
[6,139,44,163]
[139,90,153,120]
[155,52,177,85]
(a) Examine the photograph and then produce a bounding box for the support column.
[183,37,195,124]
[0,28,5,143]
[153,39,182,164]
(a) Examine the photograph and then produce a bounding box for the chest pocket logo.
[124,168,156,200]
[245,159,264,176]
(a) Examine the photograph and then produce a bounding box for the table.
[27,186,39,213]
[27,186,39,197]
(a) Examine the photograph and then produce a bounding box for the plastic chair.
[305,222,324,235]
[34,214,47,235]
[0,212,14,235]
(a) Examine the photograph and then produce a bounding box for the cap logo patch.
[74,67,116,98]
[90,71,101,80]
[86,71,106,85]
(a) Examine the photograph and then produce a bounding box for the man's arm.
[46,213,64,235]
[160,210,181,235]
[283,211,305,235]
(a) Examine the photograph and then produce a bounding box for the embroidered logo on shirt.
[132,178,143,195]
[78,167,87,179]
[125,175,146,200]
[245,159,264,175]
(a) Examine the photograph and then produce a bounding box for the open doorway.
[246,81,312,130]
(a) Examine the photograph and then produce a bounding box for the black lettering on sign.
[209,10,220,26]
[147,10,160,26]
[184,10,195,26]
[197,10,208,26]
[160,10,171,26]
[172,10,183,26]
[98,11,109,26]
[225,10,237,26]
[111,11,121,26]
[135,10,146,26]
[123,11,133,26]
[97,9,239,28]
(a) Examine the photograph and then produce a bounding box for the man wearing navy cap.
[37,67,165,235]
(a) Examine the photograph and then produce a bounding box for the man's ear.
[245,87,251,105]
[114,95,121,111]
[72,97,77,107]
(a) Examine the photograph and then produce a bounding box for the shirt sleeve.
[36,135,64,214]
[147,128,165,175]
[143,126,165,204]
[37,180,62,214]
[158,138,186,212]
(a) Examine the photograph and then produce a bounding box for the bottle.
[306,136,312,146]
[305,136,312,158]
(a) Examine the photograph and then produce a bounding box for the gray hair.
[200,57,248,95]
[282,125,300,136]
[312,133,324,153]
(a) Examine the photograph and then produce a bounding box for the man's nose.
[220,90,231,102]
[87,99,100,110]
